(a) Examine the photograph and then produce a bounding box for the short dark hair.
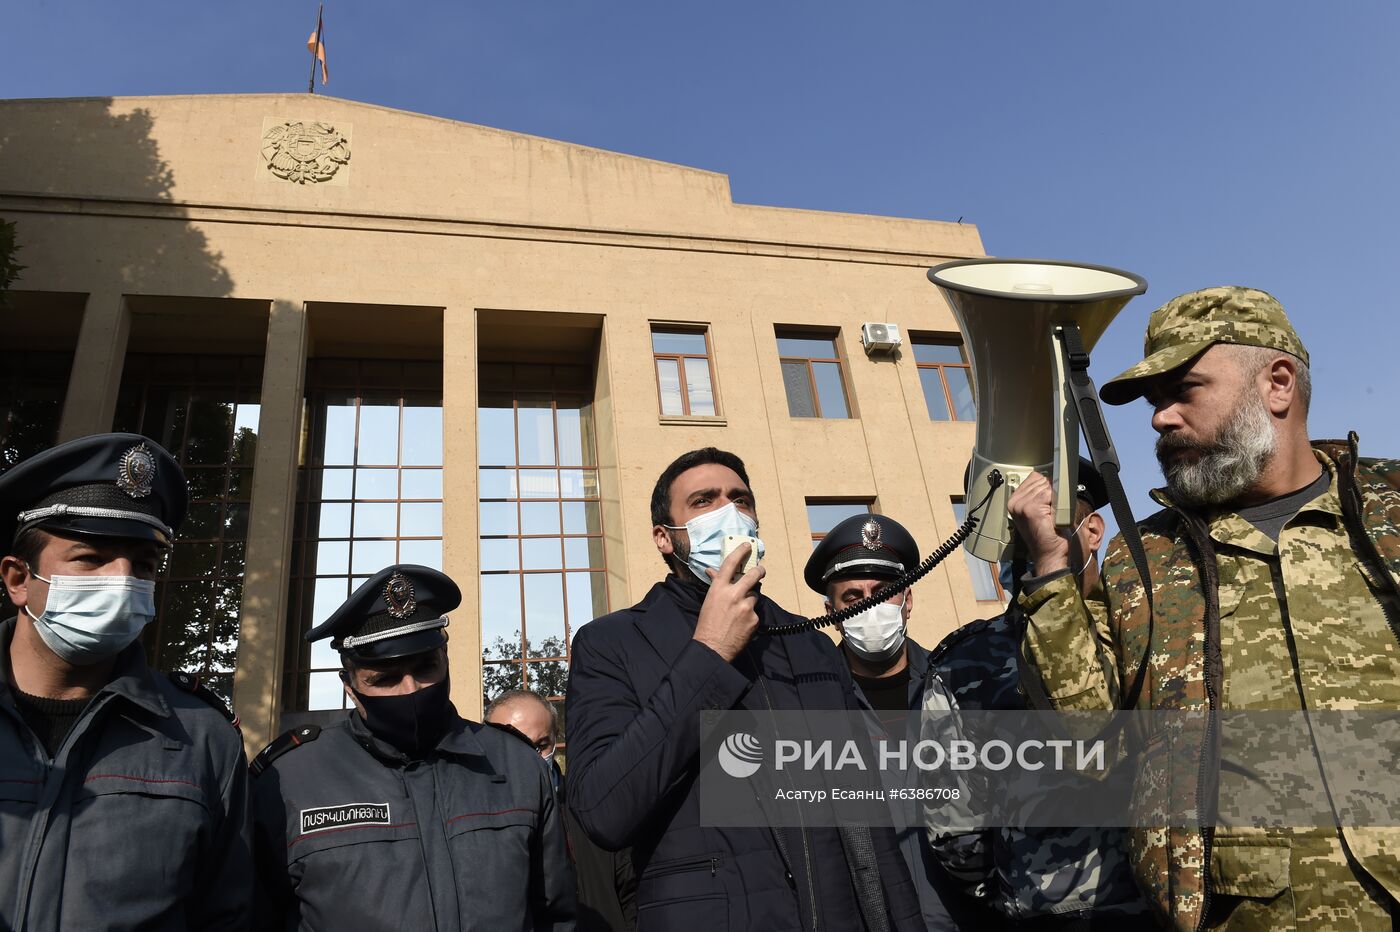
[650,448,753,527]
[12,527,50,574]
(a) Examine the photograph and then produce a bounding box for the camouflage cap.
[1099,285,1309,406]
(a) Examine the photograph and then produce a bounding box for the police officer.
[923,459,1148,928]
[806,513,994,930]
[250,564,577,931]
[0,433,252,930]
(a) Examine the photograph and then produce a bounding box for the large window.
[478,363,608,709]
[805,499,873,548]
[777,330,851,418]
[951,499,1005,603]
[914,339,975,422]
[0,351,72,476]
[114,354,262,701]
[651,326,717,417]
[283,359,444,712]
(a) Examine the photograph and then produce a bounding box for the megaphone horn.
[927,259,1147,564]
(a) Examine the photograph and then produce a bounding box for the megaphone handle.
[1053,323,1155,712]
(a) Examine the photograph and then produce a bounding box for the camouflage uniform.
[1018,285,1400,932]
[922,599,1148,923]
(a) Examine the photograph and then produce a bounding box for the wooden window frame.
[805,498,875,546]
[650,324,719,418]
[775,327,853,419]
[913,335,974,422]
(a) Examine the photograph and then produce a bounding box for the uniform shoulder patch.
[251,725,322,778]
[166,671,240,732]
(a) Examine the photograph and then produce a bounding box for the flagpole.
[308,3,323,94]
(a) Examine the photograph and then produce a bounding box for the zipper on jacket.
[1178,513,1218,932]
[751,651,821,931]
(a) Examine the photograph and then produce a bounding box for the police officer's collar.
[0,617,171,722]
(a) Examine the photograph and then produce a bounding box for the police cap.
[1074,457,1109,511]
[0,433,187,550]
[308,564,460,662]
[804,513,920,595]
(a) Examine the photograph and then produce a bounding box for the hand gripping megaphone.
[927,259,1147,563]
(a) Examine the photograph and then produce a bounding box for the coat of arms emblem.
[261,121,350,184]
[116,443,156,498]
[383,572,418,619]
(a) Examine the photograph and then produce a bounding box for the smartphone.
[721,535,762,578]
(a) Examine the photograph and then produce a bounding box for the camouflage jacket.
[1019,435,1400,931]
[921,605,1146,920]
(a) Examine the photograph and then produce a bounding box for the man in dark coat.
[566,447,923,932]
[250,564,576,931]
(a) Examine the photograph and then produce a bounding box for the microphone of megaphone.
[927,259,1147,564]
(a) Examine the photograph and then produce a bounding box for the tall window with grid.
[283,359,444,712]
[776,330,851,418]
[113,354,262,701]
[914,338,975,422]
[805,499,873,548]
[651,326,717,416]
[478,363,609,710]
[951,499,1006,603]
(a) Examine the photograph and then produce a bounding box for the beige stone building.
[0,94,1002,752]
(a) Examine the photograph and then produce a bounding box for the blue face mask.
[665,502,764,585]
[24,570,157,666]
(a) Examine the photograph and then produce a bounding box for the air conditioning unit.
[860,322,903,355]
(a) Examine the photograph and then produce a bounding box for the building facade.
[0,94,1001,752]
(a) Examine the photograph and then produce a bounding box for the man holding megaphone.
[1007,287,1400,932]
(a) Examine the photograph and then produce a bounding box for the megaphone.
[927,259,1147,563]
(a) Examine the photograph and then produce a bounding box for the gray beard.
[1157,390,1277,508]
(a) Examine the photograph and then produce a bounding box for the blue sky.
[5,1,1397,522]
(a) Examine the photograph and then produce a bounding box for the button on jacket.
[251,710,577,931]
[0,617,253,931]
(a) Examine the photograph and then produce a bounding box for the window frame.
[912,335,974,422]
[477,363,609,707]
[649,323,720,418]
[775,327,854,419]
[805,498,876,547]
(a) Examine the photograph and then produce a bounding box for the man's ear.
[902,586,914,620]
[1,555,32,610]
[1264,355,1297,416]
[653,524,675,556]
[1085,513,1106,553]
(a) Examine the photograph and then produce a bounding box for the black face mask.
[345,675,455,757]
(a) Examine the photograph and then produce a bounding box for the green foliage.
[0,219,22,304]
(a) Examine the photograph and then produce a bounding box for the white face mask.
[840,593,907,663]
[23,571,157,666]
[665,502,765,585]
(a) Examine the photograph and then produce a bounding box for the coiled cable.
[764,469,1006,635]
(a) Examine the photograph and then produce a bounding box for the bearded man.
[1006,286,1400,932]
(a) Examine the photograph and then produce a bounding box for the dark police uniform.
[0,433,253,930]
[250,564,577,931]
[806,513,998,931]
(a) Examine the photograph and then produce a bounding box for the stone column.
[441,306,481,719]
[233,299,308,753]
[57,289,129,441]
